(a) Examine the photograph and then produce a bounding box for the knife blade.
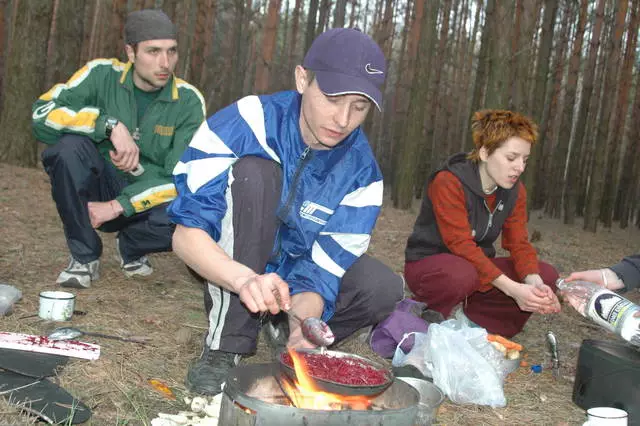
[546,330,559,378]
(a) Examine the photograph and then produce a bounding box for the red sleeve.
[501,182,539,279]
[429,171,503,289]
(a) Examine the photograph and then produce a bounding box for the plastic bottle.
[556,279,640,346]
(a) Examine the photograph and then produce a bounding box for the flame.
[281,349,373,410]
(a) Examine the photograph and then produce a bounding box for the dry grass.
[1,162,638,425]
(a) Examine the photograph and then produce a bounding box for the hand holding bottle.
[557,279,639,346]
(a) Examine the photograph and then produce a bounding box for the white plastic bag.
[0,284,22,316]
[392,332,434,377]
[393,319,507,407]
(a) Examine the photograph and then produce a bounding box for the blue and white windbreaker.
[168,91,383,320]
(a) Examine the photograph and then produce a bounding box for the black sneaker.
[185,347,241,395]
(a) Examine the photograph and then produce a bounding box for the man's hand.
[235,273,290,315]
[88,200,124,228]
[566,268,625,291]
[287,326,317,350]
[108,122,139,172]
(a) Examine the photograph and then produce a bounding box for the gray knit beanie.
[125,9,176,45]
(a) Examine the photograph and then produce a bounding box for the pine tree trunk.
[392,0,436,209]
[604,1,638,224]
[198,0,217,91]
[254,0,281,93]
[538,3,570,213]
[584,0,628,232]
[412,0,441,198]
[510,0,537,113]
[484,0,513,108]
[287,0,302,73]
[560,0,588,225]
[0,0,9,112]
[468,0,494,142]
[428,0,451,166]
[317,0,331,34]
[523,0,556,208]
[0,0,53,166]
[47,0,85,87]
[111,0,127,60]
[304,0,319,53]
[567,0,605,220]
[348,0,358,27]
[460,0,482,151]
[618,68,640,228]
[333,0,347,28]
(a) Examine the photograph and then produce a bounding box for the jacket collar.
[119,62,179,102]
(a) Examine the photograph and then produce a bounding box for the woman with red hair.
[404,109,561,337]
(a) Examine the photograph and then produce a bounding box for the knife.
[546,331,559,378]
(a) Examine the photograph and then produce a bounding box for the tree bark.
[412,0,442,198]
[484,0,513,108]
[558,0,588,225]
[47,0,85,88]
[604,0,638,225]
[567,0,606,220]
[287,0,302,72]
[333,0,347,28]
[254,0,281,93]
[468,0,495,144]
[537,2,571,212]
[0,0,53,166]
[392,0,437,209]
[615,0,640,228]
[523,0,556,208]
[584,0,628,232]
[304,0,319,53]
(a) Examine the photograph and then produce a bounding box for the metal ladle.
[273,291,335,347]
[48,326,148,344]
[283,308,335,348]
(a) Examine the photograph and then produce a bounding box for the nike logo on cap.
[365,63,383,75]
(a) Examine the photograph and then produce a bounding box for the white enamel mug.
[39,291,75,321]
[585,407,628,426]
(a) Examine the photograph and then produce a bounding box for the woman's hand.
[510,282,561,314]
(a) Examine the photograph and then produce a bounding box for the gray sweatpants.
[203,156,403,354]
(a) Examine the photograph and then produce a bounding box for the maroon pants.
[404,254,559,337]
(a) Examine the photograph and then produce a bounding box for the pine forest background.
[0,0,639,234]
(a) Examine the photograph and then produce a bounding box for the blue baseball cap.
[302,28,386,110]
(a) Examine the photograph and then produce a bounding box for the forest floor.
[0,161,638,425]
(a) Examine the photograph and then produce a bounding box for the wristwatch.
[105,117,119,138]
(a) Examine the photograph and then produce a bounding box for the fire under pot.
[219,363,421,426]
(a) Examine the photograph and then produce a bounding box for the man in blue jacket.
[168,28,404,395]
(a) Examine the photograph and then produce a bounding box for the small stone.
[175,327,192,345]
[191,396,207,413]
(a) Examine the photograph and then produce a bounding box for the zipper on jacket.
[479,199,503,241]
[270,146,313,262]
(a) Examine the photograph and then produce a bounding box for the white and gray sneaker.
[115,237,153,278]
[57,258,100,289]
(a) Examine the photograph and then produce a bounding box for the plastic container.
[557,279,640,346]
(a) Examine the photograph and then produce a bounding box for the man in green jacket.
[32,9,206,288]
